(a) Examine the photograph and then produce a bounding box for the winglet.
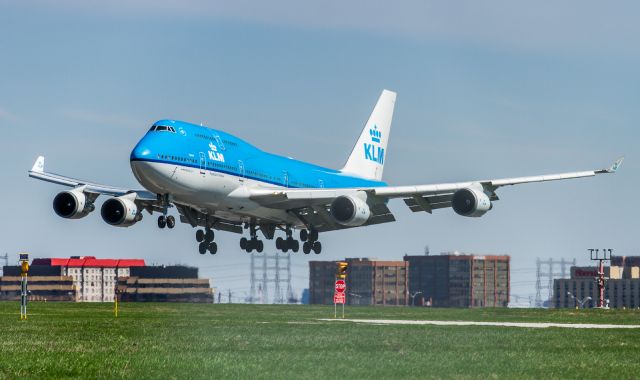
[31,156,45,173]
[607,157,624,173]
[596,156,624,174]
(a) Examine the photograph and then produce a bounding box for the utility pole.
[228,289,232,304]
[249,254,256,304]
[274,252,281,303]
[262,253,268,304]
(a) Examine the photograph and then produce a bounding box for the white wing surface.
[250,157,623,230]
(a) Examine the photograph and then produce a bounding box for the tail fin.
[341,89,396,181]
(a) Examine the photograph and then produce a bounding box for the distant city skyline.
[1,2,638,303]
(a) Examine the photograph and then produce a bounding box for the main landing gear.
[276,227,299,253]
[157,215,175,229]
[240,224,264,253]
[195,228,217,255]
[300,229,321,254]
[274,228,321,254]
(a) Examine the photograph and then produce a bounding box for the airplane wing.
[249,157,623,231]
[28,156,160,209]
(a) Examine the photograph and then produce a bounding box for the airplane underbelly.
[131,160,297,224]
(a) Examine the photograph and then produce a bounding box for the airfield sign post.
[334,262,349,318]
[334,275,347,319]
[589,248,612,308]
[19,253,29,320]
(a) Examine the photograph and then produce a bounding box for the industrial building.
[1,256,213,303]
[29,256,146,302]
[554,261,640,308]
[404,253,510,307]
[0,264,76,301]
[117,266,214,303]
[309,258,409,306]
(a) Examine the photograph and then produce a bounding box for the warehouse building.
[1,256,214,303]
[117,266,214,303]
[0,264,76,301]
[404,253,510,307]
[309,258,409,306]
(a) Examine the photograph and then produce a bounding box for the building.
[404,253,510,307]
[554,261,640,308]
[309,258,409,306]
[31,256,145,302]
[0,264,76,301]
[117,266,214,303]
[309,261,339,305]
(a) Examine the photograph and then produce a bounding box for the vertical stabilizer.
[341,89,396,181]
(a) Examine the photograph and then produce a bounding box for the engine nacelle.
[451,187,492,217]
[101,196,140,227]
[53,189,95,219]
[330,193,371,227]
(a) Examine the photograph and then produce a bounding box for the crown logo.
[209,142,217,151]
[369,125,381,143]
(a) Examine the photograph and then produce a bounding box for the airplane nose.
[130,142,152,161]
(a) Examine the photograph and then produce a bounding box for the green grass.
[1,302,640,379]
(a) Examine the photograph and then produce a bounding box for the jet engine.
[330,193,371,227]
[52,189,95,219]
[101,195,140,227]
[451,187,492,217]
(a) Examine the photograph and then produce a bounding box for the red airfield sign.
[334,292,346,304]
[335,279,346,293]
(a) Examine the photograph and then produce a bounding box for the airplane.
[29,90,624,255]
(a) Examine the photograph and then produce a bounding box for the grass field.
[1,302,640,379]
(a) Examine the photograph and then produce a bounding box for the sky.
[0,1,638,304]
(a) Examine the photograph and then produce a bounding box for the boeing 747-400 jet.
[29,90,623,255]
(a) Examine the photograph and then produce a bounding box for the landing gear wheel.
[208,242,217,255]
[205,229,214,242]
[198,242,207,254]
[166,215,175,229]
[257,240,264,253]
[303,242,311,254]
[292,240,299,253]
[240,237,248,250]
[276,237,284,250]
[312,241,322,254]
[196,229,205,242]
[300,230,308,242]
[157,215,167,229]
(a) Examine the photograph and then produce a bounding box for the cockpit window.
[152,125,176,133]
[149,126,157,132]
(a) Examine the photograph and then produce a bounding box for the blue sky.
[1,1,638,303]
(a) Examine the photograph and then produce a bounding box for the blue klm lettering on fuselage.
[208,142,225,163]
[364,125,384,164]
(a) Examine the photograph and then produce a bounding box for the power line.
[249,252,296,304]
[535,257,575,307]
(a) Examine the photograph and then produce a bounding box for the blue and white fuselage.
[130,119,385,225]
